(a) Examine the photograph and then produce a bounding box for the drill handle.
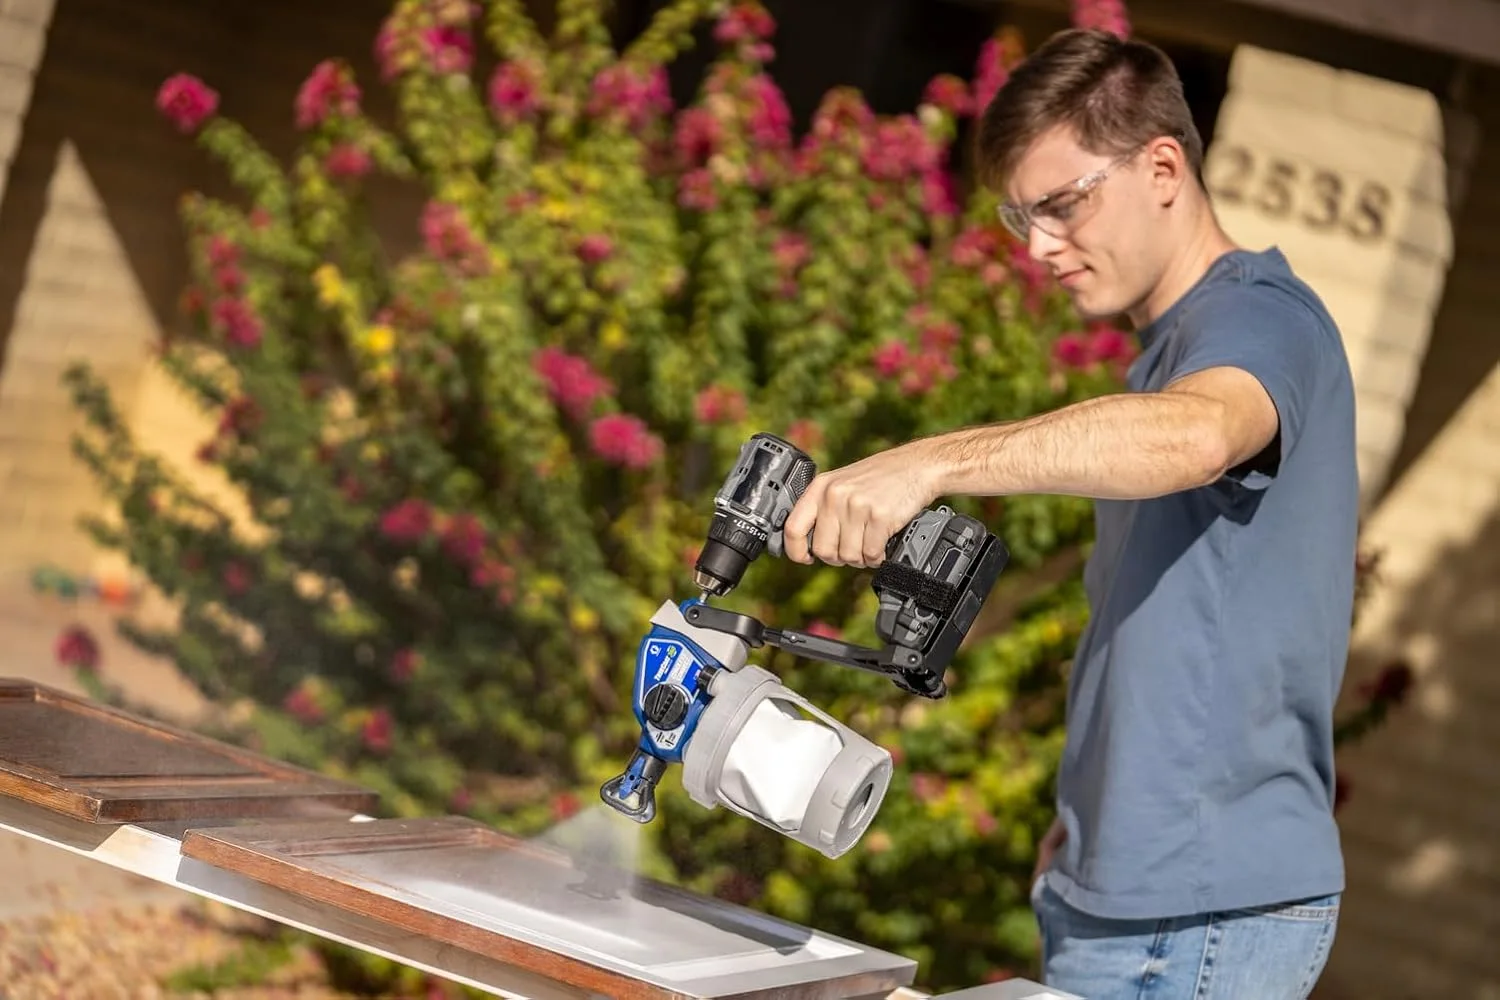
[681,604,946,698]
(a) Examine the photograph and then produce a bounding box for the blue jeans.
[1031,872,1340,999]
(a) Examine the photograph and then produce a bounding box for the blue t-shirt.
[1047,246,1359,920]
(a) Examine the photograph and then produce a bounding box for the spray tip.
[599,749,667,824]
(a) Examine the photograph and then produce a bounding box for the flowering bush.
[61,0,1397,992]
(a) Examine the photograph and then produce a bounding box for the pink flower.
[379,499,433,543]
[440,512,487,565]
[283,683,324,723]
[1051,332,1093,369]
[873,341,911,378]
[488,60,542,124]
[374,21,402,81]
[923,169,958,218]
[972,33,1024,115]
[390,648,421,683]
[211,298,262,348]
[784,419,823,453]
[951,226,999,268]
[295,60,361,130]
[714,3,776,43]
[678,169,717,211]
[805,621,840,639]
[900,351,957,396]
[1089,326,1133,362]
[55,625,99,671]
[156,73,219,133]
[325,143,371,179]
[694,384,747,424]
[589,64,672,130]
[419,201,487,274]
[745,75,792,148]
[772,232,809,272]
[1072,0,1131,38]
[576,233,613,264]
[919,319,961,353]
[922,74,971,116]
[206,234,239,268]
[588,413,664,469]
[673,108,722,166]
[861,117,939,181]
[533,346,611,419]
[423,26,474,75]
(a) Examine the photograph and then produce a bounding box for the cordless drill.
[599,432,1010,834]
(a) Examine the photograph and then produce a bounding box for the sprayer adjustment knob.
[643,682,690,730]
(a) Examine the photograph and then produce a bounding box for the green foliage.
[60,0,1397,994]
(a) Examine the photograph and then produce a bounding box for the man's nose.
[1026,223,1065,260]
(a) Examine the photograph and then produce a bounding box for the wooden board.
[182,816,914,1000]
[0,678,378,823]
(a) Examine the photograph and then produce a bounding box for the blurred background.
[0,0,1493,996]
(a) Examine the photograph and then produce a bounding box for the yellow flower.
[1041,619,1066,644]
[362,324,396,356]
[599,320,628,350]
[313,264,346,307]
[539,199,574,222]
[569,603,600,633]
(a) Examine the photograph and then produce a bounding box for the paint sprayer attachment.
[600,433,1009,858]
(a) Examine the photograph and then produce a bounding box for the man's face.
[1001,126,1164,321]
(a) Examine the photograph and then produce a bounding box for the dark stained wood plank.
[0,679,377,823]
[183,817,911,1000]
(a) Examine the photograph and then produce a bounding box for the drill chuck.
[694,433,816,596]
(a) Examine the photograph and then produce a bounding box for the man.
[781,27,1357,1000]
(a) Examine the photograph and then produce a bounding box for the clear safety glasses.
[996,134,1183,242]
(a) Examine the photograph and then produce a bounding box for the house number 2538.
[1207,144,1391,243]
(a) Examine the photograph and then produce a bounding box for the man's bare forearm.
[923,390,1233,500]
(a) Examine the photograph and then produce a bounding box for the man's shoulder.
[1190,248,1335,331]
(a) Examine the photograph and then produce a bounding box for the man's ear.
[1147,135,1188,205]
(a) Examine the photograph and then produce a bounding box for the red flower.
[694,384,747,424]
[362,708,393,753]
[922,74,971,116]
[587,64,672,130]
[714,3,776,43]
[1052,332,1093,370]
[222,562,251,595]
[422,26,473,75]
[283,684,324,723]
[1362,661,1414,706]
[551,791,581,823]
[294,60,361,130]
[211,298,262,348]
[673,108,721,166]
[804,621,840,639]
[1072,0,1131,38]
[390,648,421,683]
[678,169,717,211]
[588,413,664,469]
[419,201,487,274]
[55,625,99,671]
[440,513,487,566]
[325,143,371,179]
[218,396,262,438]
[784,419,822,453]
[576,233,613,264]
[745,75,792,149]
[873,341,910,378]
[533,346,611,420]
[379,499,433,543]
[910,772,946,803]
[156,73,219,133]
[487,59,542,124]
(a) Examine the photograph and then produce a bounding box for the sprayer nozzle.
[599,750,667,824]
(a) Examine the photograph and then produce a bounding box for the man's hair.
[974,28,1203,192]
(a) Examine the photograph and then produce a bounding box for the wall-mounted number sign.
[1205,144,1392,244]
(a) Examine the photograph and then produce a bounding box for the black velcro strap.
[872,561,960,616]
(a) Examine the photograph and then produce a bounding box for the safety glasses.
[996,134,1181,242]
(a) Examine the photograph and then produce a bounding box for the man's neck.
[1127,203,1239,330]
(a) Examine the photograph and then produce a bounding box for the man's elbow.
[1183,412,1236,488]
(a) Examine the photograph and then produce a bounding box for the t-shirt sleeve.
[1163,284,1336,491]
